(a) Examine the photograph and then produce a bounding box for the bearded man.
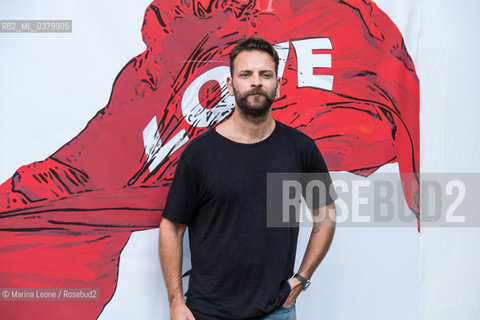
[159,36,337,320]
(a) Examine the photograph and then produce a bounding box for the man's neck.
[216,109,276,144]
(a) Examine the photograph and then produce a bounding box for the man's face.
[227,50,280,118]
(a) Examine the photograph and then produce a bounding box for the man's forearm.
[159,218,187,306]
[297,202,336,279]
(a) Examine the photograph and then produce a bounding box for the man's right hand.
[159,218,193,319]
[170,301,196,320]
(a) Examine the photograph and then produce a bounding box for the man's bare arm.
[283,201,336,306]
[158,217,195,320]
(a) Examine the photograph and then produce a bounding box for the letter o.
[182,66,235,128]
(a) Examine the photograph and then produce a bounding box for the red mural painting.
[0,0,419,318]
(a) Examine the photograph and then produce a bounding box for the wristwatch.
[293,273,311,291]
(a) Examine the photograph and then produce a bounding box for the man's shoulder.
[275,120,317,146]
[181,128,217,155]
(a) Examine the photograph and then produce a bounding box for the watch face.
[304,281,311,290]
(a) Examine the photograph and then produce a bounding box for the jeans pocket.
[281,303,295,310]
[265,304,296,320]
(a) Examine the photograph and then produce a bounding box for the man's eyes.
[238,73,273,78]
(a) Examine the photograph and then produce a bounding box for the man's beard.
[233,86,277,120]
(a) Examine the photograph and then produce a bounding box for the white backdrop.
[1,0,478,319]
[418,1,480,319]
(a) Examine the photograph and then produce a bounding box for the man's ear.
[226,76,234,96]
[275,77,281,98]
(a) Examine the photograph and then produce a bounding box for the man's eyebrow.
[237,69,274,74]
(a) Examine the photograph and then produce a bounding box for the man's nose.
[250,74,262,87]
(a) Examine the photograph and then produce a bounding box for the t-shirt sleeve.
[302,142,338,209]
[162,151,199,224]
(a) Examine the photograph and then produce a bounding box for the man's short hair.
[229,36,279,76]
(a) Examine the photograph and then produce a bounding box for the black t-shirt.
[162,121,335,320]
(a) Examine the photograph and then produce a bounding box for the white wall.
[418,0,480,319]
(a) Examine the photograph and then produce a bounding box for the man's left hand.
[282,277,303,307]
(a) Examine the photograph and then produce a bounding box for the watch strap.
[293,273,310,290]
